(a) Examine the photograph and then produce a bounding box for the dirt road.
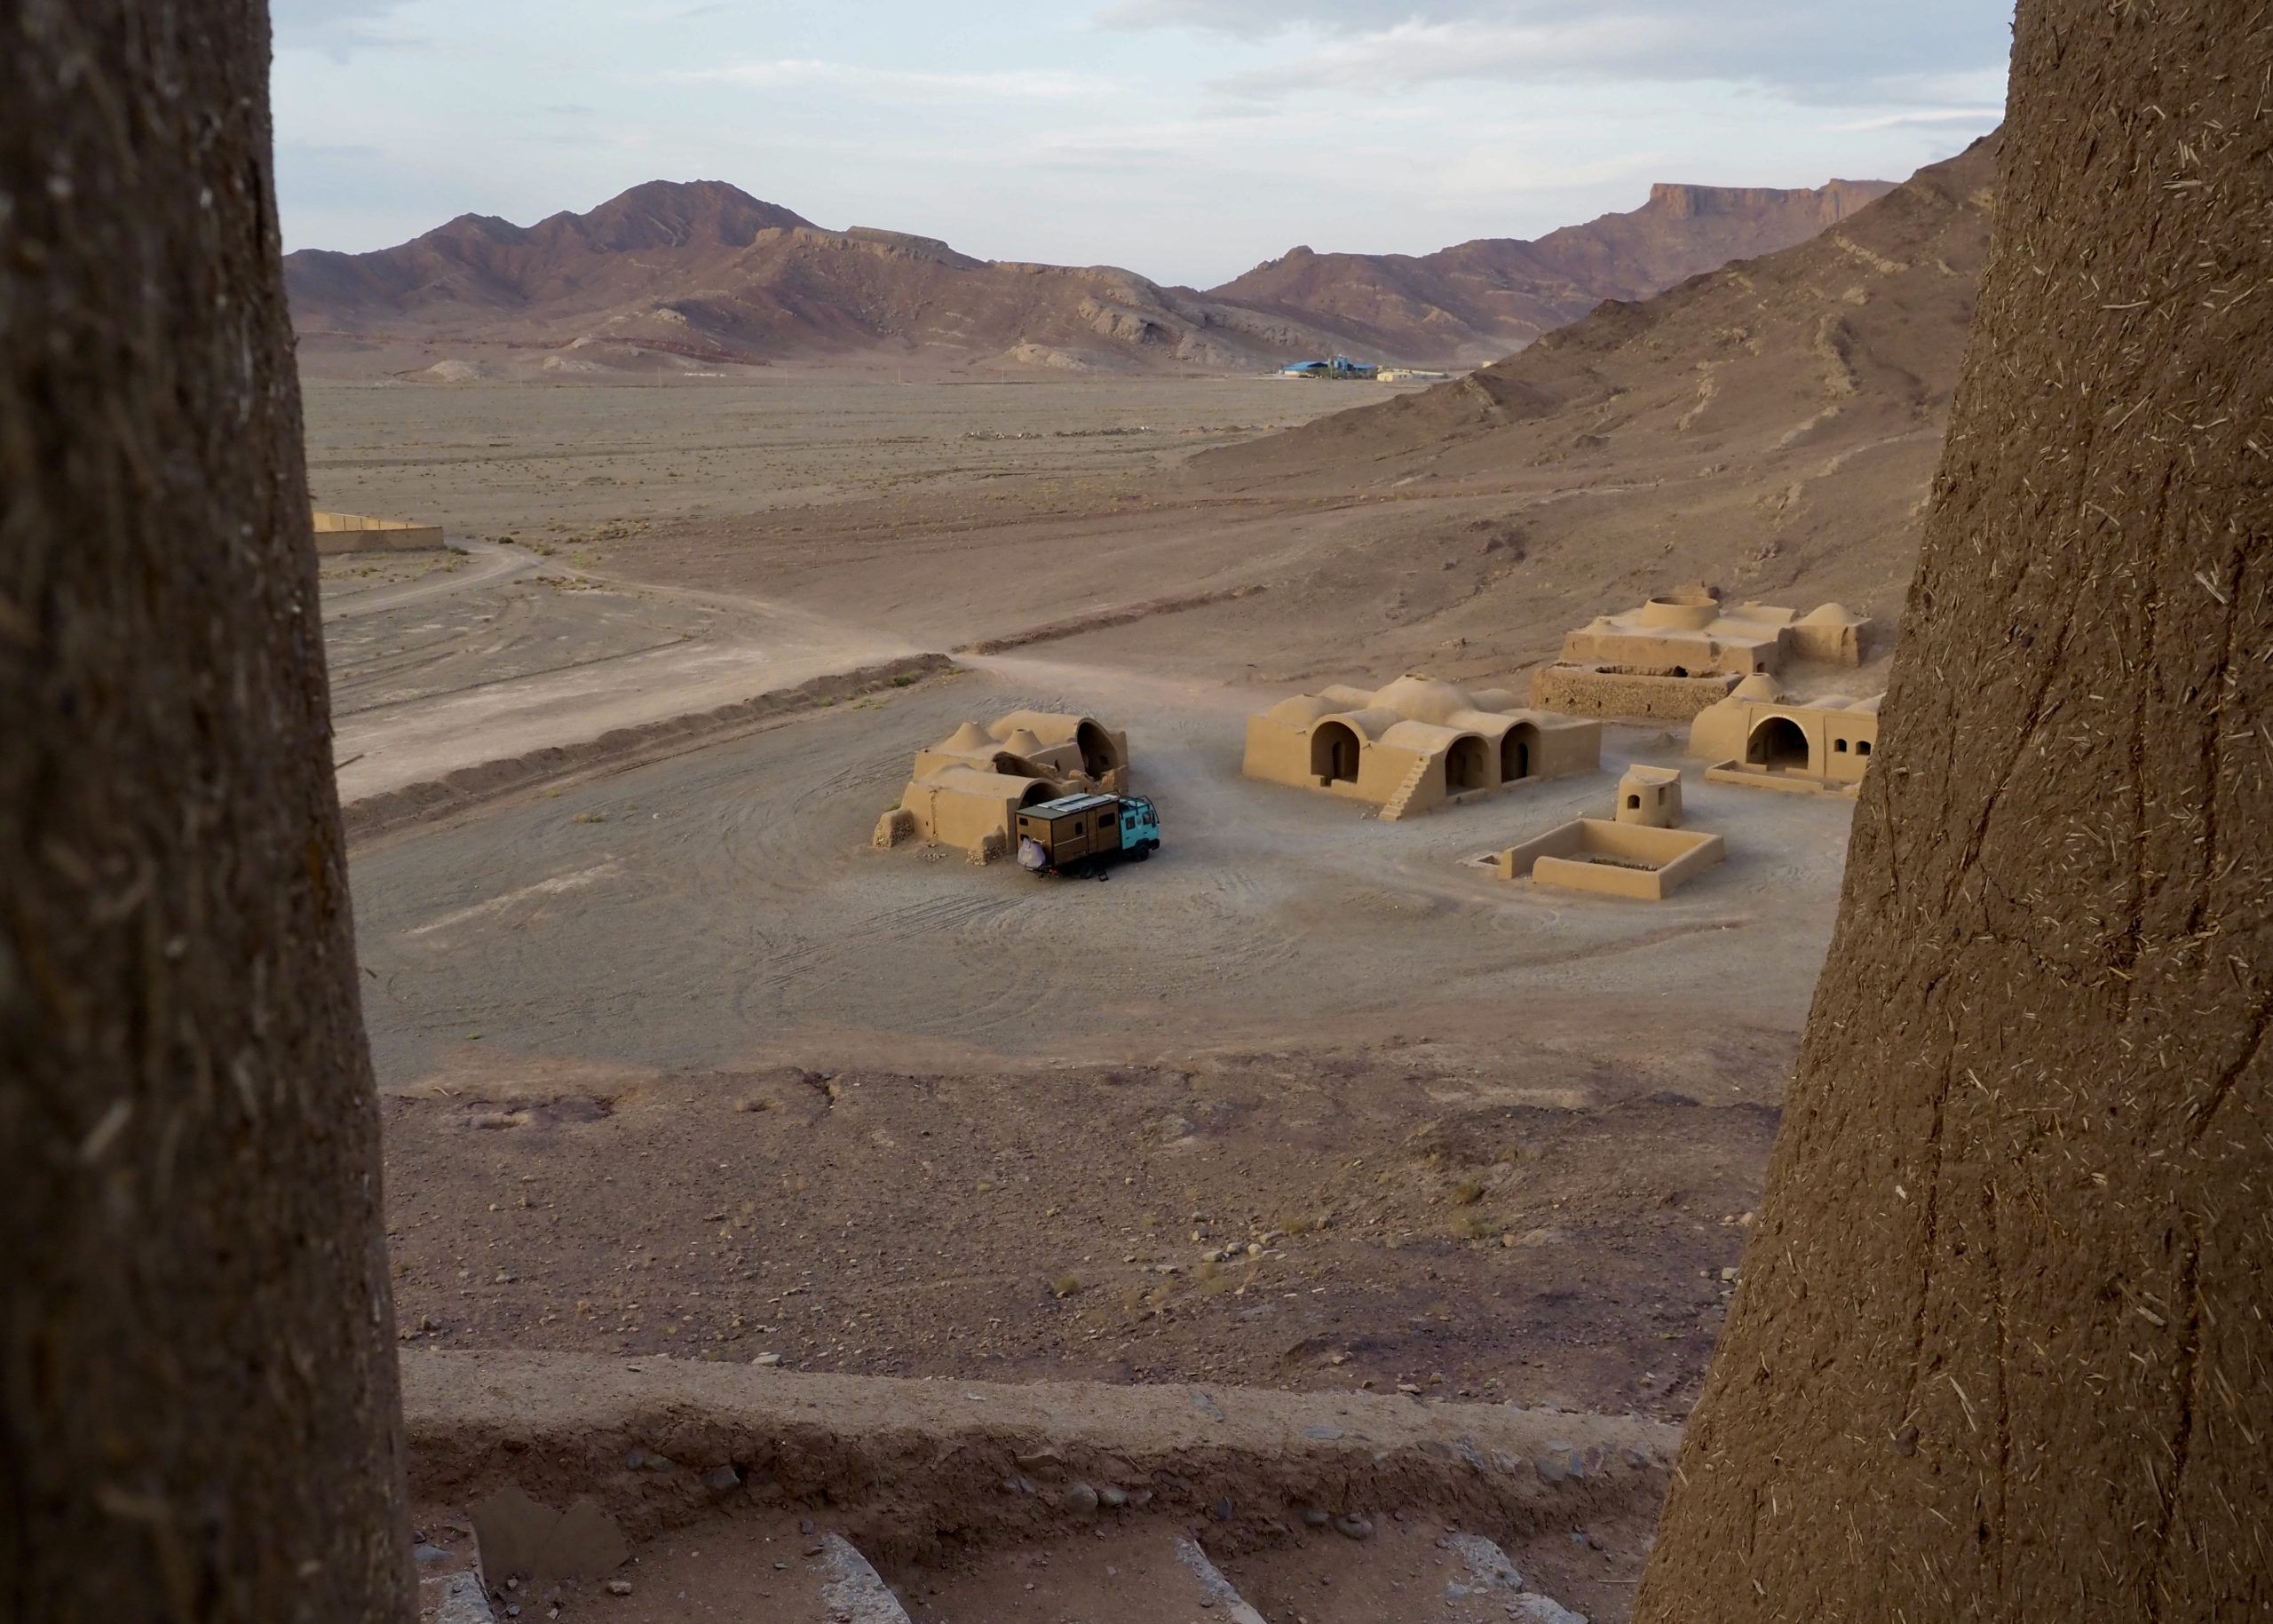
[325,548,918,803]
[322,537,539,621]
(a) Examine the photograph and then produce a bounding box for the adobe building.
[1243,674,1599,821]
[1494,765,1725,901]
[1530,585,1871,721]
[313,510,447,554]
[1613,763,1684,828]
[1688,676,1881,796]
[875,710,1129,860]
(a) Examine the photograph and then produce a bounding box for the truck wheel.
[1130,846,1150,862]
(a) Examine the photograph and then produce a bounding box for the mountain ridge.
[1180,135,2001,653]
[286,175,1897,376]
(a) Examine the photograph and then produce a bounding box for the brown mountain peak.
[570,179,812,251]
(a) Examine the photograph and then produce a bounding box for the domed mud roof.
[1265,694,1342,726]
[943,722,993,751]
[1001,729,1048,757]
[1370,673,1471,725]
[1378,718,1468,752]
[1733,673,1782,701]
[1800,602,1865,624]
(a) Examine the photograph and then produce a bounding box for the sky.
[273,1,2014,289]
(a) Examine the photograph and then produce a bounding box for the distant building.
[1689,677,1882,796]
[1531,584,1872,720]
[313,510,445,555]
[875,711,1129,860]
[1243,673,1597,820]
[1493,765,1724,901]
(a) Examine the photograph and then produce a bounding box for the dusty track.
[324,542,921,804]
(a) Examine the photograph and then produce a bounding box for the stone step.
[886,1526,1264,1624]
[420,1515,1600,1624]
[1378,757,1434,821]
[401,1356,1672,1622]
[431,1512,905,1624]
[820,1533,916,1624]
[1216,1518,1595,1624]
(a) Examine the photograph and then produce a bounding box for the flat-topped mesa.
[1243,674,1599,820]
[875,711,1129,861]
[1531,585,1873,722]
[1646,179,1887,224]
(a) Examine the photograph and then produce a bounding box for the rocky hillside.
[281,180,814,320]
[1168,137,2000,672]
[1208,179,1893,369]
[284,176,1889,377]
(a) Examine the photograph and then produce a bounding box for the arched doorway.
[1501,723,1538,784]
[1311,721,1360,783]
[1445,735,1489,793]
[1075,719,1121,778]
[1747,716,1811,773]
[1018,780,1059,808]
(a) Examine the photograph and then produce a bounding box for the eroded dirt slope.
[567,145,1989,693]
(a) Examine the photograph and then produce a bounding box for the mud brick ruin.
[1244,673,1597,820]
[875,709,1129,859]
[1532,586,1869,721]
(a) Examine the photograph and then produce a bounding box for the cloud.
[1104,2,2015,103]
[1099,0,1487,34]
[671,59,1105,102]
[1220,16,1667,97]
[1428,140,1669,201]
[272,0,423,55]
[1824,107,2007,132]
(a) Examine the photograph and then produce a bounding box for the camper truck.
[1278,355,1380,381]
[1015,793,1160,875]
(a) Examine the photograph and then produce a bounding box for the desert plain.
[314,144,1993,1610]
[321,367,1857,1428]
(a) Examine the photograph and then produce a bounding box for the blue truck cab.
[1014,793,1160,875]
